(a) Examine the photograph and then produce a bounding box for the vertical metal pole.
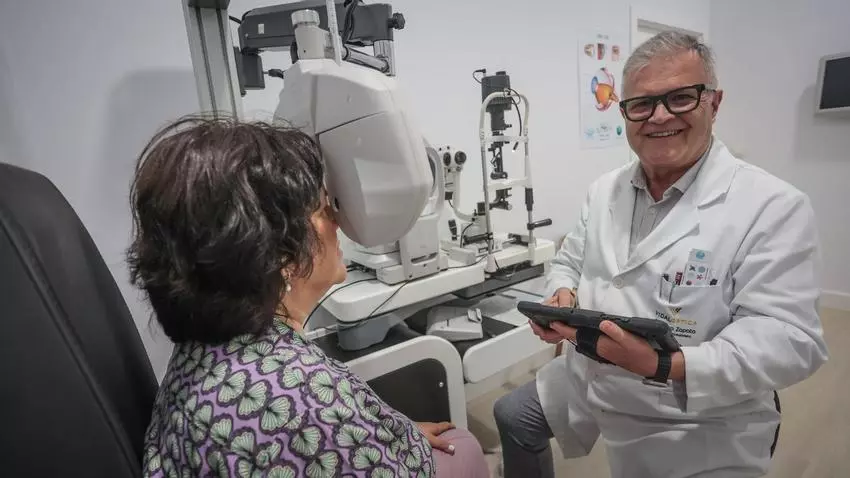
[325,0,344,65]
[182,0,243,118]
[520,94,535,259]
[374,40,396,76]
[479,92,505,269]
[479,126,494,253]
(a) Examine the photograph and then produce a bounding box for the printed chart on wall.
[578,31,628,149]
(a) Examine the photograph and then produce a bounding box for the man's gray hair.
[623,31,718,91]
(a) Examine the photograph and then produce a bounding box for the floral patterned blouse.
[142,320,434,477]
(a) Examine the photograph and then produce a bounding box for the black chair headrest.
[0,162,157,477]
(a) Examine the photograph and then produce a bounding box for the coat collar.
[609,137,739,274]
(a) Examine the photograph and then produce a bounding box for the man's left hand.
[549,320,659,377]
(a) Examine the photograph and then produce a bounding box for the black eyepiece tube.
[464,232,491,244]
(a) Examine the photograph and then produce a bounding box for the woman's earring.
[285,282,292,293]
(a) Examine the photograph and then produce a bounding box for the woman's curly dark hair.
[127,115,325,344]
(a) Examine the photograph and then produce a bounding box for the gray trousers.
[493,379,555,478]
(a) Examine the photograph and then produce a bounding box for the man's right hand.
[530,288,577,344]
[544,288,576,308]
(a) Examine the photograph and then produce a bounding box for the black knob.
[389,13,406,29]
[454,151,467,165]
[442,152,452,166]
[267,69,285,80]
[526,218,553,230]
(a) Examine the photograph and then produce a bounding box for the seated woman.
[130,116,489,478]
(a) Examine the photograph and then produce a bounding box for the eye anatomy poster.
[579,31,628,149]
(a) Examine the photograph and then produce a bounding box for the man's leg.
[493,380,555,478]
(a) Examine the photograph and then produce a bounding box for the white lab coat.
[537,138,828,477]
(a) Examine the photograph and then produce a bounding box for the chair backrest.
[0,163,157,477]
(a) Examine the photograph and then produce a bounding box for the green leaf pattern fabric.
[142,321,434,477]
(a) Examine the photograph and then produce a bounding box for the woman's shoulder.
[167,326,329,416]
[145,325,434,476]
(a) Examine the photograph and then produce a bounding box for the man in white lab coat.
[494,31,828,478]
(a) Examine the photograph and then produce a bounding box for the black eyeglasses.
[619,84,714,122]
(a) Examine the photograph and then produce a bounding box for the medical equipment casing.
[276,12,431,251]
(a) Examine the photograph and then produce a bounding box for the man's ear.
[711,89,724,121]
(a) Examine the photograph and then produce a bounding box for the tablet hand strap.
[574,327,612,365]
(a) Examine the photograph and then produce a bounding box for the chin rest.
[0,163,157,477]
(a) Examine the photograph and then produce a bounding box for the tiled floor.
[466,307,850,477]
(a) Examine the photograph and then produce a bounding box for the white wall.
[0,0,710,380]
[709,0,850,307]
[0,0,200,378]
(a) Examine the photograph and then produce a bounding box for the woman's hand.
[415,422,456,455]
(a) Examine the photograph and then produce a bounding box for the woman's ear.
[281,267,293,293]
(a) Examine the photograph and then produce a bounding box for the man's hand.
[548,320,661,378]
[529,321,565,344]
[543,288,576,308]
[415,422,456,455]
[529,288,577,344]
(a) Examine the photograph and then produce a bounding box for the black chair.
[0,162,158,477]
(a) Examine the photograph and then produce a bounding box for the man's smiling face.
[622,50,723,173]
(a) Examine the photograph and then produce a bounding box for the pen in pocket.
[669,272,682,302]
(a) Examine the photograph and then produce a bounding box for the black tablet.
[517,301,680,352]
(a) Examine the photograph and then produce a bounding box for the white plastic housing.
[291,10,327,60]
[275,59,432,247]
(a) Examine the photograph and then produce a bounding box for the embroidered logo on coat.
[655,307,698,339]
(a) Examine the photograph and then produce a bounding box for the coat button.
[613,277,624,289]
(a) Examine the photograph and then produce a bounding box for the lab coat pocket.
[657,276,674,302]
[656,284,725,347]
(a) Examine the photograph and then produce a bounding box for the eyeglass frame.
[618,84,716,122]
